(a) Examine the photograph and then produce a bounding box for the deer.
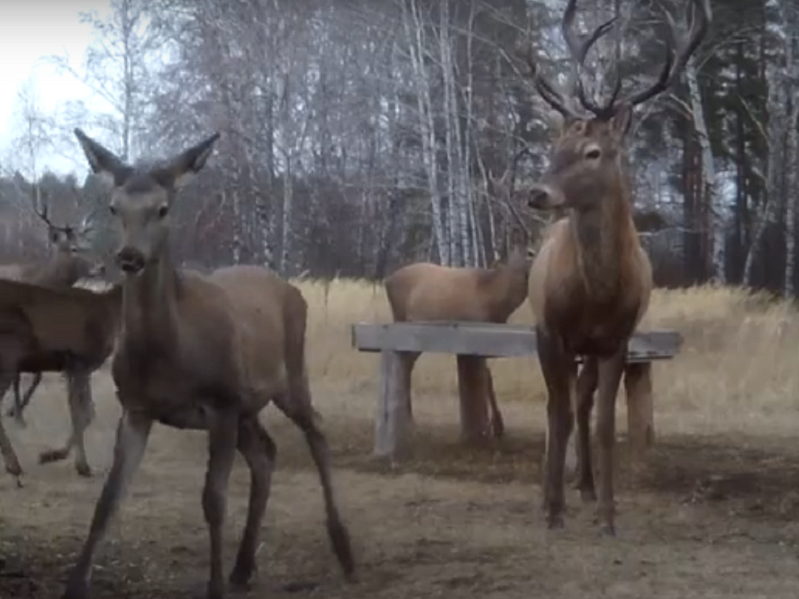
[60,129,354,599]
[384,243,534,439]
[0,193,103,427]
[519,0,710,535]
[0,278,122,482]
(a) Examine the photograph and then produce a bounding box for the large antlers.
[525,0,711,120]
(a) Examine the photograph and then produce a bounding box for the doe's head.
[73,129,220,276]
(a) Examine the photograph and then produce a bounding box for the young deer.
[61,129,354,599]
[0,196,103,426]
[522,0,710,534]
[384,244,534,438]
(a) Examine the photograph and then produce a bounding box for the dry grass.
[297,278,799,439]
[4,280,799,598]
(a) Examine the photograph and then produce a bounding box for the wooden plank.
[352,322,682,361]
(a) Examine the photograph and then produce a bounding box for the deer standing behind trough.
[384,245,534,439]
[521,0,710,534]
[61,129,354,599]
[0,279,121,482]
[0,194,103,427]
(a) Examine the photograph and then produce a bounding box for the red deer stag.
[61,129,353,599]
[0,197,102,426]
[0,279,121,482]
[522,0,709,534]
[384,244,533,439]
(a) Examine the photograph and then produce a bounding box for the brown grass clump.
[294,278,799,440]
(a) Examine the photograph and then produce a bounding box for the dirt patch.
[1,375,799,598]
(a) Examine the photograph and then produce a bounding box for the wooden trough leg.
[456,355,491,443]
[374,350,412,459]
[624,362,655,467]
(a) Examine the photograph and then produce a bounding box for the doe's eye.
[585,148,601,160]
[157,205,169,218]
[109,204,117,216]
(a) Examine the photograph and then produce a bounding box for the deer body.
[0,280,121,480]
[0,206,101,427]
[519,0,709,534]
[62,129,353,599]
[385,248,532,437]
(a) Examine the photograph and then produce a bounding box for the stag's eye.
[584,147,601,160]
[157,205,169,218]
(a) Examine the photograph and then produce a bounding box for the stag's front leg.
[203,407,240,599]
[595,349,625,536]
[536,328,575,529]
[61,409,152,599]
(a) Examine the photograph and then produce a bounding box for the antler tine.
[617,0,711,109]
[31,188,58,230]
[562,0,620,116]
[519,43,581,119]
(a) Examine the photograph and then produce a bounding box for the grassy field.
[2,280,799,598]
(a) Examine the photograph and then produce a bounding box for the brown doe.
[61,129,354,599]
[0,279,121,481]
[521,0,710,534]
[0,193,103,426]
[384,244,533,439]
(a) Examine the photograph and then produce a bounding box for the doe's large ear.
[73,128,129,187]
[609,103,634,138]
[161,132,221,189]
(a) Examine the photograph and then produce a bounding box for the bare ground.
[2,373,799,599]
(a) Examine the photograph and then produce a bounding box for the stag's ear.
[74,128,129,187]
[161,132,221,189]
[609,104,633,138]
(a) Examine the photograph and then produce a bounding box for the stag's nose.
[116,247,145,275]
[527,183,565,210]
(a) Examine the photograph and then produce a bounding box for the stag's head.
[73,129,220,276]
[523,0,710,213]
[33,193,104,277]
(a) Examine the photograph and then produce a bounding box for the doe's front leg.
[61,409,152,599]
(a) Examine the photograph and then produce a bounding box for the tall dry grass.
[295,278,799,440]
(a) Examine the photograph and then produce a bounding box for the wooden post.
[374,350,411,458]
[623,362,654,459]
[456,355,491,442]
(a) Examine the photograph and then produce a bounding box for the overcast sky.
[0,1,110,177]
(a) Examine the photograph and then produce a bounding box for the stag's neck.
[570,187,637,302]
[32,255,82,288]
[121,251,181,354]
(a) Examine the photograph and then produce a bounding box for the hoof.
[598,524,616,537]
[76,464,93,478]
[546,514,565,529]
[579,488,597,502]
[39,449,67,465]
[228,565,255,592]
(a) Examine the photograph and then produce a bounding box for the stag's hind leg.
[595,349,626,536]
[229,416,276,589]
[0,374,22,483]
[273,383,355,580]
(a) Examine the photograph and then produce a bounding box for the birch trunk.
[684,57,722,282]
[402,0,448,265]
[743,60,785,285]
